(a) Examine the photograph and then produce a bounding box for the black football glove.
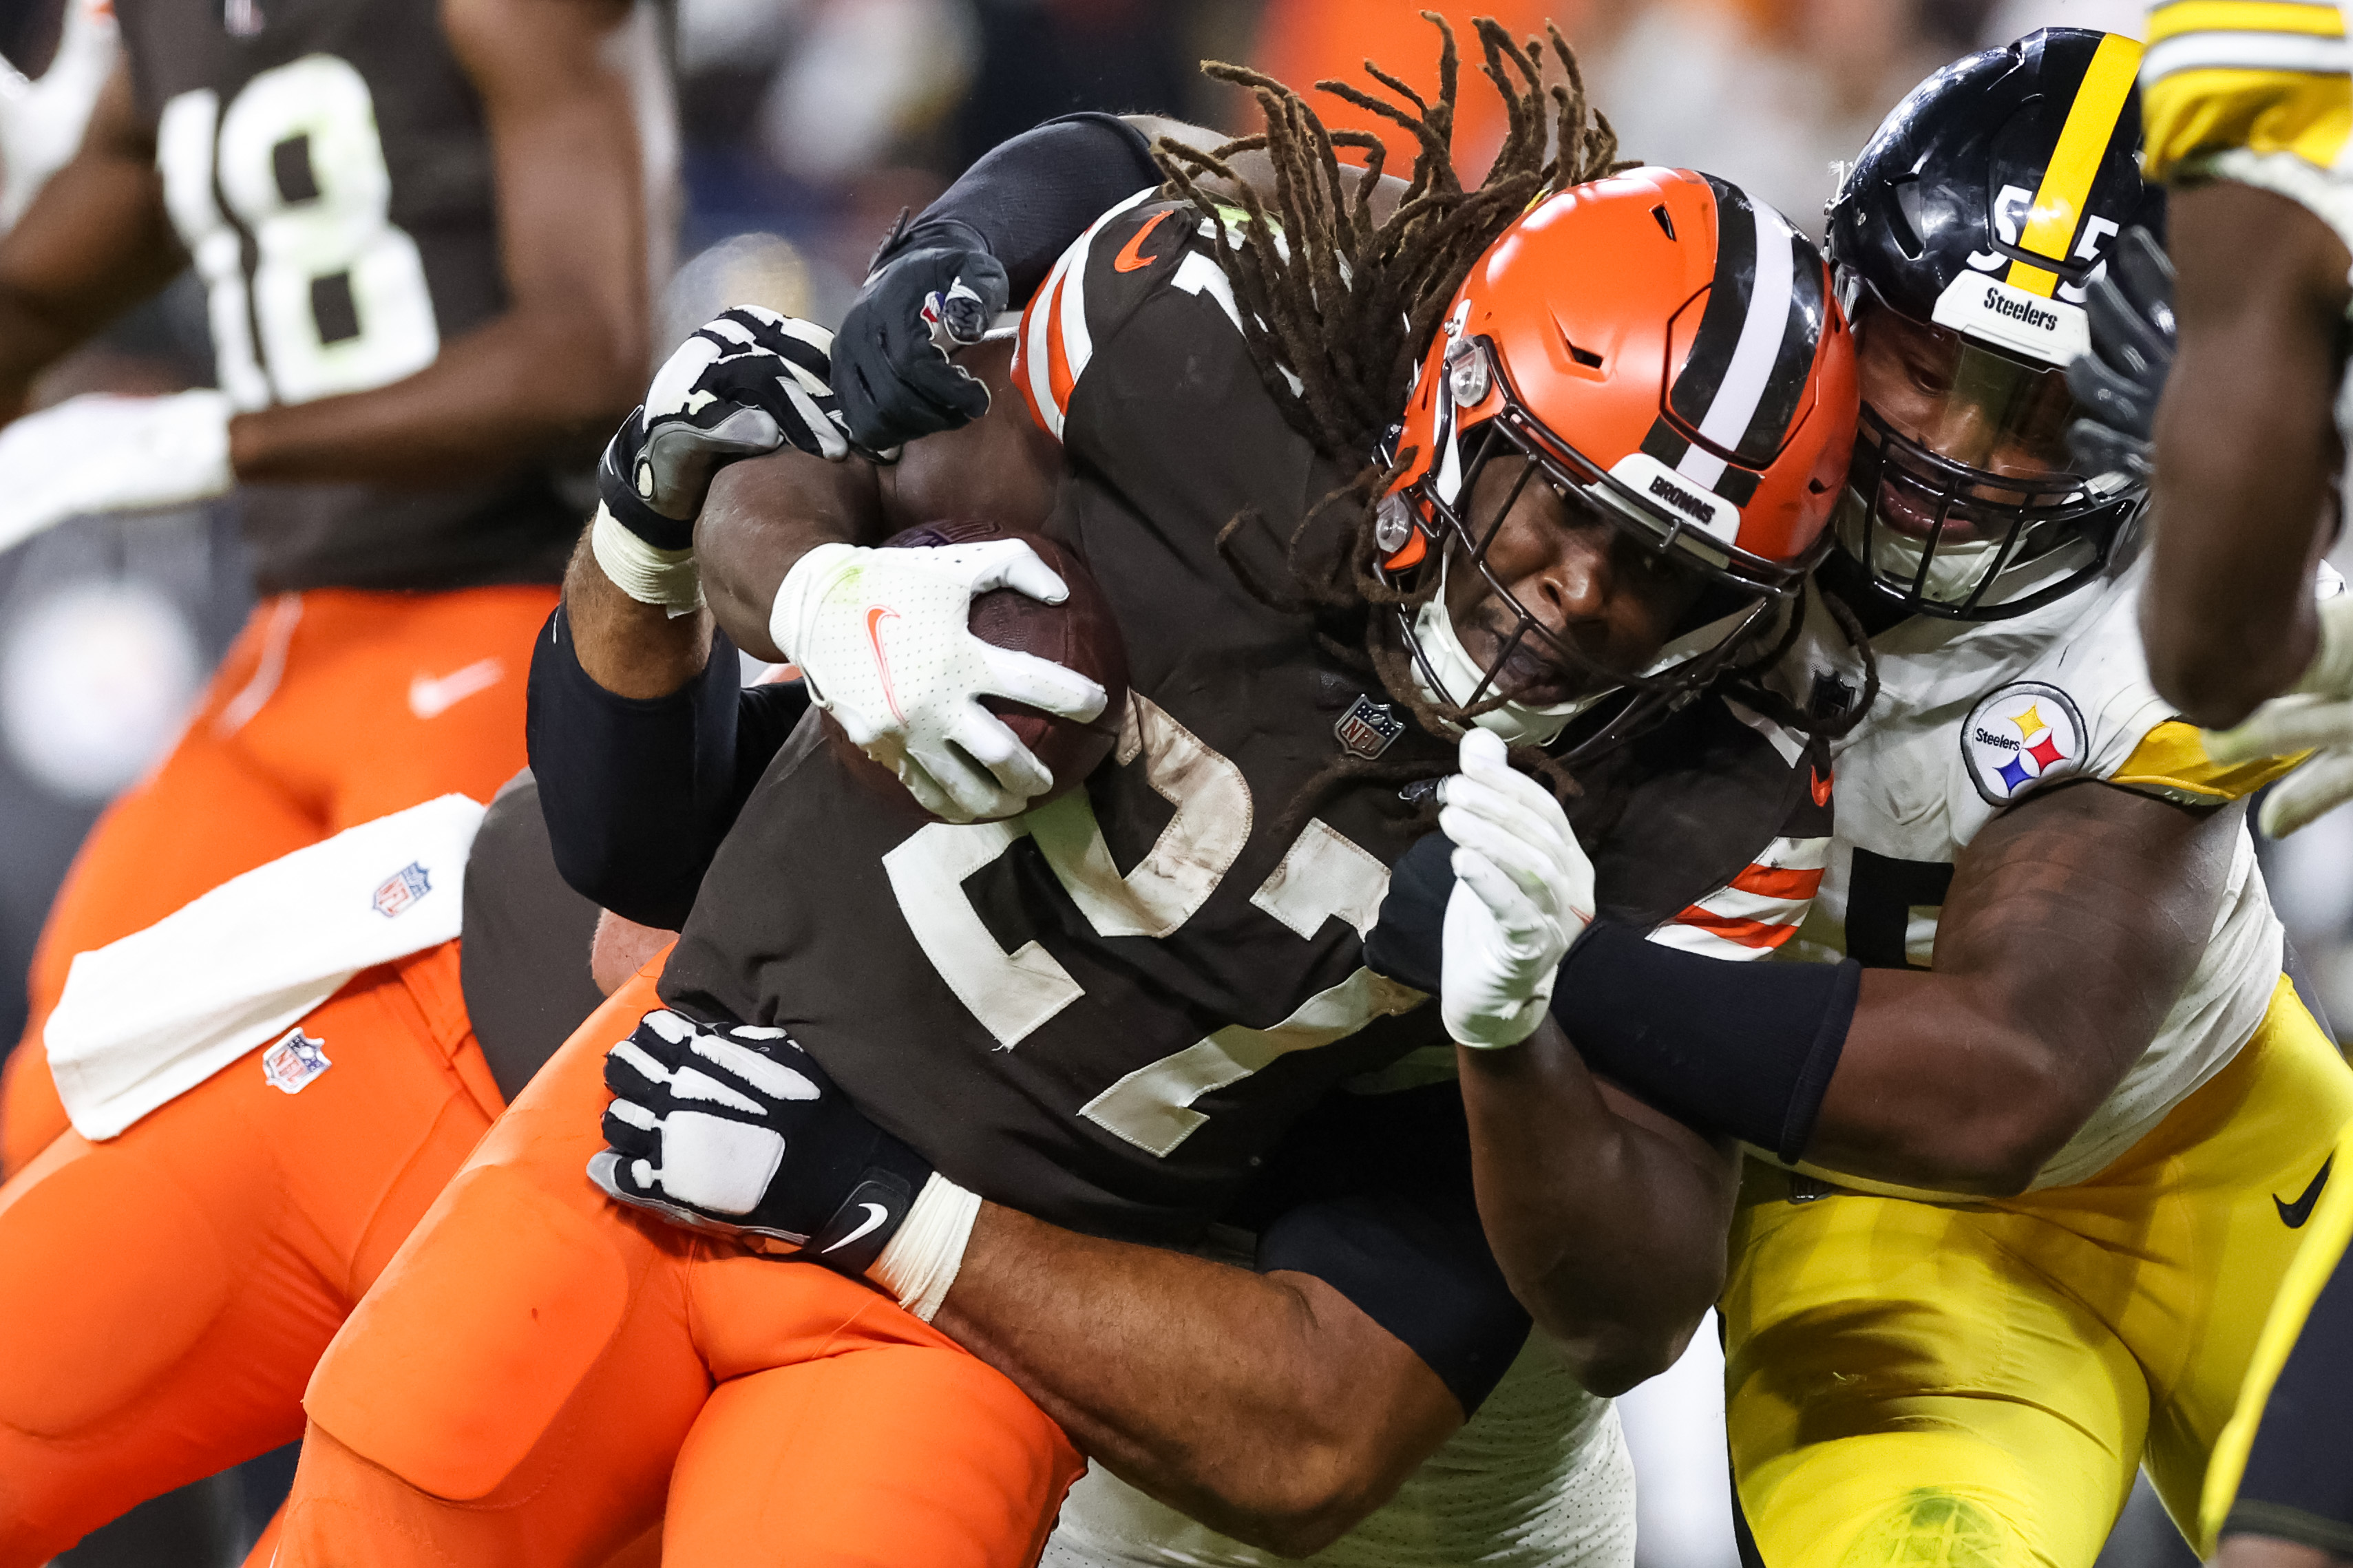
[2065,226,2177,486]
[589,1006,931,1275]
[598,306,858,555]
[832,215,1011,454]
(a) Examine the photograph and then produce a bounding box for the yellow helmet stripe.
[2007,33,2146,297]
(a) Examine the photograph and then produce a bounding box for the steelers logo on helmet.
[1961,680,2087,803]
[1824,28,2160,622]
[1375,167,1857,760]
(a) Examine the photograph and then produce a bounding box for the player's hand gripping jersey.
[1772,555,2301,1194]
[656,193,1833,1244]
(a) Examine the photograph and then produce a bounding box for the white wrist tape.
[591,501,704,615]
[869,1170,980,1322]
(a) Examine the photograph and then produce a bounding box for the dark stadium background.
[0,0,2301,1562]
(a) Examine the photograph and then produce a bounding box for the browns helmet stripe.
[1661,178,1820,508]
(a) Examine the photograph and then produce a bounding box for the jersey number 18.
[158,54,440,411]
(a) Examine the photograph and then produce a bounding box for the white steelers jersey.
[1770,555,2303,1194]
[1040,1335,1632,1568]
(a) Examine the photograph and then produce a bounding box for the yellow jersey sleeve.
[2109,717,2310,804]
[2142,1,2353,180]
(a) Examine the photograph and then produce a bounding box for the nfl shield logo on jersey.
[1962,681,2086,804]
[372,861,432,918]
[1334,693,1406,760]
[261,1028,331,1095]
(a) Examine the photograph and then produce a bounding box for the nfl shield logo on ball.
[1961,681,2086,804]
[1334,693,1406,760]
[262,1028,331,1095]
[372,861,432,918]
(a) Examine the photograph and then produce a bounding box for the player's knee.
[1836,1490,2030,1568]
[0,1147,231,1437]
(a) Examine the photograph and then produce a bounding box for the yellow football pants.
[1722,977,2353,1567]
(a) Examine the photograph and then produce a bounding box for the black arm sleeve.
[1363,831,1859,1163]
[525,606,810,929]
[1239,1083,1530,1416]
[880,113,1160,299]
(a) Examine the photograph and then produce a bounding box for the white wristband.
[591,501,704,615]
[869,1171,980,1322]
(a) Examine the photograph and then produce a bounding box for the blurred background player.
[2047,6,2353,1565]
[0,0,671,1187]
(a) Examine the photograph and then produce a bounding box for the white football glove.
[769,538,1107,822]
[0,390,233,555]
[2204,592,2353,838]
[1436,727,1595,1048]
[0,0,118,232]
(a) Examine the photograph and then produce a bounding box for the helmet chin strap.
[1407,557,1598,748]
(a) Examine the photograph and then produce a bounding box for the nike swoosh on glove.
[0,390,233,555]
[591,1006,932,1275]
[2205,591,2353,838]
[769,538,1107,822]
[832,220,1011,453]
[1437,727,1595,1048]
[2065,225,2175,486]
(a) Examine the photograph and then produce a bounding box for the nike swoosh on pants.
[408,657,506,720]
[2277,1154,2334,1229]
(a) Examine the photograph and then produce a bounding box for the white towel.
[47,793,486,1140]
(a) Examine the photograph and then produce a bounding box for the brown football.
[865,518,1130,820]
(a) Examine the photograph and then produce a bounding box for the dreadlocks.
[1151,14,1633,813]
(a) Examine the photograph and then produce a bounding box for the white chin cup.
[1406,557,1596,749]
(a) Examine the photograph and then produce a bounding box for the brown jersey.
[117,0,621,592]
[661,197,1827,1242]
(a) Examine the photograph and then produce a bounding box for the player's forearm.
[935,1205,1457,1556]
[226,304,638,486]
[2144,180,2350,725]
[1811,785,2238,1194]
[697,447,887,662]
[560,527,713,700]
[1456,1021,1732,1395]
[0,66,181,415]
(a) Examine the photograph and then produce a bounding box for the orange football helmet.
[1378,167,1857,750]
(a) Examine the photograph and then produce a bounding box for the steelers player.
[0,0,667,1174]
[1420,30,2350,1568]
[264,29,1859,1565]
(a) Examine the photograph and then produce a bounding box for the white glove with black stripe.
[1437,728,1595,1048]
[590,1006,932,1275]
[591,307,864,611]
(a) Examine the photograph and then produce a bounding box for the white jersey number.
[158,55,440,412]
[882,695,1415,1156]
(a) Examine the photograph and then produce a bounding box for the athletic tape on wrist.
[869,1171,980,1322]
[591,502,703,615]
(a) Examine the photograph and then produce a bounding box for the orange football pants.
[0,942,502,1567]
[2,582,556,1174]
[277,963,1085,1568]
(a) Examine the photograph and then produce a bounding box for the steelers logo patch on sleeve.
[1962,681,2087,804]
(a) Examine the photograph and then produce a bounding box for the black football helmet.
[1825,28,2164,620]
